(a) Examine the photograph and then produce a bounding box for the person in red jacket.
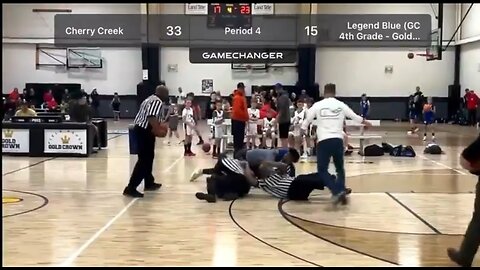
[47,98,58,111]
[231,82,249,155]
[43,89,54,103]
[465,90,479,126]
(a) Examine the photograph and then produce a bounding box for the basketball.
[202,143,211,153]
[407,52,414,59]
[153,123,168,138]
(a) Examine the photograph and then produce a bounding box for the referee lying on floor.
[123,85,170,198]
[245,161,352,201]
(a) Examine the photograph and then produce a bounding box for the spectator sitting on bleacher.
[43,89,54,103]
[69,95,101,151]
[15,101,37,117]
[47,98,58,111]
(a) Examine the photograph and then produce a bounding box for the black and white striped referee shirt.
[220,157,245,175]
[134,95,163,129]
[258,173,294,199]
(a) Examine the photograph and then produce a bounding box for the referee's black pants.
[231,119,246,156]
[287,173,325,201]
[202,156,251,198]
[128,125,156,189]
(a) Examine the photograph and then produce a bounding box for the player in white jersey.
[212,101,225,158]
[262,110,277,149]
[289,100,306,151]
[247,100,260,149]
[182,99,196,156]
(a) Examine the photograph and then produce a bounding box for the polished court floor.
[2,120,479,266]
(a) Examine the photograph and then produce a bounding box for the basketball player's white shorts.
[263,128,276,137]
[184,123,195,136]
[289,126,301,137]
[214,125,224,139]
[247,123,258,136]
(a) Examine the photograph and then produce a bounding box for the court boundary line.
[385,192,442,234]
[228,199,322,267]
[419,155,468,175]
[60,198,139,266]
[58,153,185,266]
[280,198,464,236]
[2,189,49,218]
[278,200,399,266]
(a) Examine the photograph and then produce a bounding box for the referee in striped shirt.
[123,85,169,198]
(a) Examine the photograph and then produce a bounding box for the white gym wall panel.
[2,44,142,95]
[460,41,480,92]
[160,47,298,97]
[2,4,143,95]
[460,4,480,40]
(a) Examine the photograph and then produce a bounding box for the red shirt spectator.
[8,88,20,103]
[466,91,479,110]
[43,89,54,103]
[47,98,58,110]
[260,102,278,119]
[231,88,248,122]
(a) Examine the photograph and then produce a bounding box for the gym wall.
[2,4,142,95]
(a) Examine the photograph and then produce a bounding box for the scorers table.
[2,116,107,157]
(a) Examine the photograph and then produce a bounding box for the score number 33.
[166,26,182,36]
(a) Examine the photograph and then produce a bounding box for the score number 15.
[304,26,318,36]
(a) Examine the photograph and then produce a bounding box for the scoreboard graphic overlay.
[54,5,432,63]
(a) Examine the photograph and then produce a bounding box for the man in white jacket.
[302,83,371,205]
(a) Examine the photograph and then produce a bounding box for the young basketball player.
[111,92,121,121]
[423,97,436,141]
[289,100,306,152]
[212,101,224,158]
[262,110,277,149]
[360,93,370,119]
[247,100,260,149]
[182,99,196,156]
[408,95,419,134]
[167,103,180,145]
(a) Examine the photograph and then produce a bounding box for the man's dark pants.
[468,109,477,126]
[231,119,246,156]
[202,156,251,198]
[127,125,156,189]
[288,173,325,200]
[316,138,345,196]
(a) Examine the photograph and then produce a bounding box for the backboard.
[67,48,103,68]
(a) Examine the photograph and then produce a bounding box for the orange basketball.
[153,123,168,138]
[202,143,211,153]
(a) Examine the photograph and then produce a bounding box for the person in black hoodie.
[447,133,480,267]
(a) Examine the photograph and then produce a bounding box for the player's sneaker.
[190,168,203,182]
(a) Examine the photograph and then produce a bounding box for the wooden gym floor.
[2,120,479,266]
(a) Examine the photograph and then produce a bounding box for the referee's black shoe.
[145,183,162,191]
[123,187,144,198]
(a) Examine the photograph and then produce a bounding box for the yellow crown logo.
[3,129,13,138]
[61,135,70,144]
